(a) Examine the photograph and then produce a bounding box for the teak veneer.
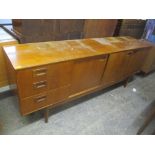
[3,36,152,122]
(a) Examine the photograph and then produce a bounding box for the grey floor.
[0,72,155,135]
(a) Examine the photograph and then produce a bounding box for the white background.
[0,0,155,154]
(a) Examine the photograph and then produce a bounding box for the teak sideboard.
[3,36,152,122]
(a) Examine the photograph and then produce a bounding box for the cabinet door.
[71,55,108,95]
[125,49,147,76]
[141,47,155,73]
[102,52,129,87]
[102,49,148,87]
[48,61,72,90]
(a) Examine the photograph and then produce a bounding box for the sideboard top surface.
[3,36,152,70]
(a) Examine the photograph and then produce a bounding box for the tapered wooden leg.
[124,77,130,87]
[137,108,155,135]
[44,108,49,123]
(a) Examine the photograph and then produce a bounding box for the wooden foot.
[44,108,49,123]
[137,108,155,135]
[124,77,130,87]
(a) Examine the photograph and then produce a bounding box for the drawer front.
[20,92,49,115]
[17,62,72,98]
[17,66,49,98]
[33,67,48,79]
[20,85,70,115]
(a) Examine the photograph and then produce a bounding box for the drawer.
[20,92,49,115]
[16,66,49,98]
[17,66,49,82]
[16,62,72,98]
[17,78,49,98]
[20,85,70,115]
[32,67,48,80]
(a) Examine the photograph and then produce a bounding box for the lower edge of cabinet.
[141,67,155,75]
[69,86,100,99]
[20,77,131,117]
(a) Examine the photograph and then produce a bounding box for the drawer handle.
[33,81,47,89]
[33,68,47,77]
[34,96,47,103]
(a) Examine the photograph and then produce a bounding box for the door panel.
[48,61,72,90]
[71,55,108,95]
[102,51,129,87]
[141,47,155,73]
[102,49,147,87]
[125,49,147,76]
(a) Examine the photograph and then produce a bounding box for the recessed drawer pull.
[35,72,46,76]
[34,96,47,103]
[33,68,47,77]
[33,81,47,89]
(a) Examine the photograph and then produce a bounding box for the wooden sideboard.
[3,36,152,122]
[0,27,18,87]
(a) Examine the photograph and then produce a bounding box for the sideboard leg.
[124,77,130,87]
[44,108,49,123]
